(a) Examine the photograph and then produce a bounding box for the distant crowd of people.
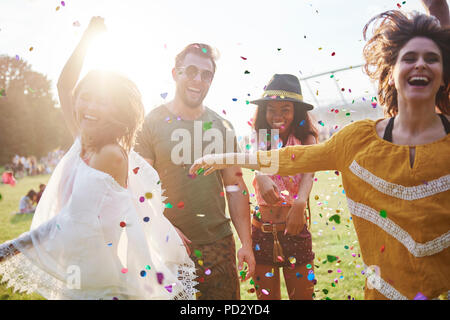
[3,149,65,179]
[18,184,46,214]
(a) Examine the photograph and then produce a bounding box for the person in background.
[19,190,37,214]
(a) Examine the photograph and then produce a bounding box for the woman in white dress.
[0,17,196,300]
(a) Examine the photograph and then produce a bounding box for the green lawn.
[0,170,365,300]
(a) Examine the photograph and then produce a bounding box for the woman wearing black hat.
[190,10,450,300]
[249,74,318,300]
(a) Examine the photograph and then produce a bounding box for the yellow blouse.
[257,119,450,300]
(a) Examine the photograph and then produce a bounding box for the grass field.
[0,170,365,300]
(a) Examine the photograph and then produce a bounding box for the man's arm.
[221,166,255,281]
[422,0,450,26]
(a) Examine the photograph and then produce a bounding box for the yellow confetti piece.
[56,6,60,11]
[29,47,33,51]
[198,260,204,266]
[145,192,153,199]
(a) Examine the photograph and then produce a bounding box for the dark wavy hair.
[252,102,318,148]
[363,10,450,116]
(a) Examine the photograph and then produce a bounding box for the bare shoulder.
[90,144,128,186]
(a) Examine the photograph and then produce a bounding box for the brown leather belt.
[252,217,286,263]
[252,217,286,233]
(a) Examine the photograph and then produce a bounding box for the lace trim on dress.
[349,160,450,200]
[347,198,450,257]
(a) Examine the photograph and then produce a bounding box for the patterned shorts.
[190,234,240,300]
[252,224,315,268]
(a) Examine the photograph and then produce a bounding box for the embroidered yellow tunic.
[257,119,450,300]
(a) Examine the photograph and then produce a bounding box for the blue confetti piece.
[255,244,260,251]
[299,120,305,126]
[307,273,315,281]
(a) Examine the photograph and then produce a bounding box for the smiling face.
[391,36,444,105]
[173,52,214,109]
[74,86,113,138]
[265,101,295,135]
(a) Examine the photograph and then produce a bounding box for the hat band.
[262,90,303,101]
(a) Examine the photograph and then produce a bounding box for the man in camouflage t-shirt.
[135,43,255,300]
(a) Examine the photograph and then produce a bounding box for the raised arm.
[57,16,106,137]
[422,0,450,26]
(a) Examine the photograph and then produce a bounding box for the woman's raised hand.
[83,16,107,39]
[189,154,229,176]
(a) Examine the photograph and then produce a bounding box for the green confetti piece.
[196,168,205,175]
[245,144,251,150]
[145,265,151,270]
[330,74,334,78]
[240,270,247,280]
[201,48,207,53]
[345,112,351,116]
[329,214,341,224]
[379,209,387,218]
[203,121,213,131]
[327,255,338,263]
[322,289,329,294]
[165,203,173,209]
[194,249,202,258]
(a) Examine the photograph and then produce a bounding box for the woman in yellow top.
[190,10,450,300]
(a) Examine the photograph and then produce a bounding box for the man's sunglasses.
[176,65,214,83]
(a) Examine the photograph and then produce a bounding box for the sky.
[0,0,431,136]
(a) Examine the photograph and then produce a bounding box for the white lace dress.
[0,139,197,300]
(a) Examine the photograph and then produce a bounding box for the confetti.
[177,201,185,209]
[307,273,315,281]
[165,203,173,209]
[413,292,427,300]
[143,217,150,222]
[240,56,247,60]
[29,47,34,51]
[327,255,338,263]
[205,269,211,275]
[380,245,385,253]
[255,244,260,251]
[329,214,341,224]
[331,52,336,56]
[299,120,305,126]
[145,265,151,270]
[379,209,387,218]
[244,70,250,74]
[145,192,153,199]
[121,268,128,274]
[201,48,207,54]
[165,285,173,293]
[203,121,212,131]
[72,21,81,27]
[156,272,164,284]
[15,55,19,60]
[119,221,126,228]
[194,249,202,258]
[139,196,145,203]
[160,92,168,99]
[240,270,247,280]
[140,270,147,277]
[133,167,139,174]
[225,185,240,192]
[232,98,238,101]
[61,1,65,6]
[261,289,269,295]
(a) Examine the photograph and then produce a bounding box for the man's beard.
[178,86,207,109]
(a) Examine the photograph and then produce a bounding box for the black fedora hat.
[251,74,314,111]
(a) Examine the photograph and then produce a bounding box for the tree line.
[0,55,72,166]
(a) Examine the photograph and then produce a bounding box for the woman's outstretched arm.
[57,16,106,137]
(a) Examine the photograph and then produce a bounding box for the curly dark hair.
[362,10,450,116]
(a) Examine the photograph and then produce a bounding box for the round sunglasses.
[176,65,214,83]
